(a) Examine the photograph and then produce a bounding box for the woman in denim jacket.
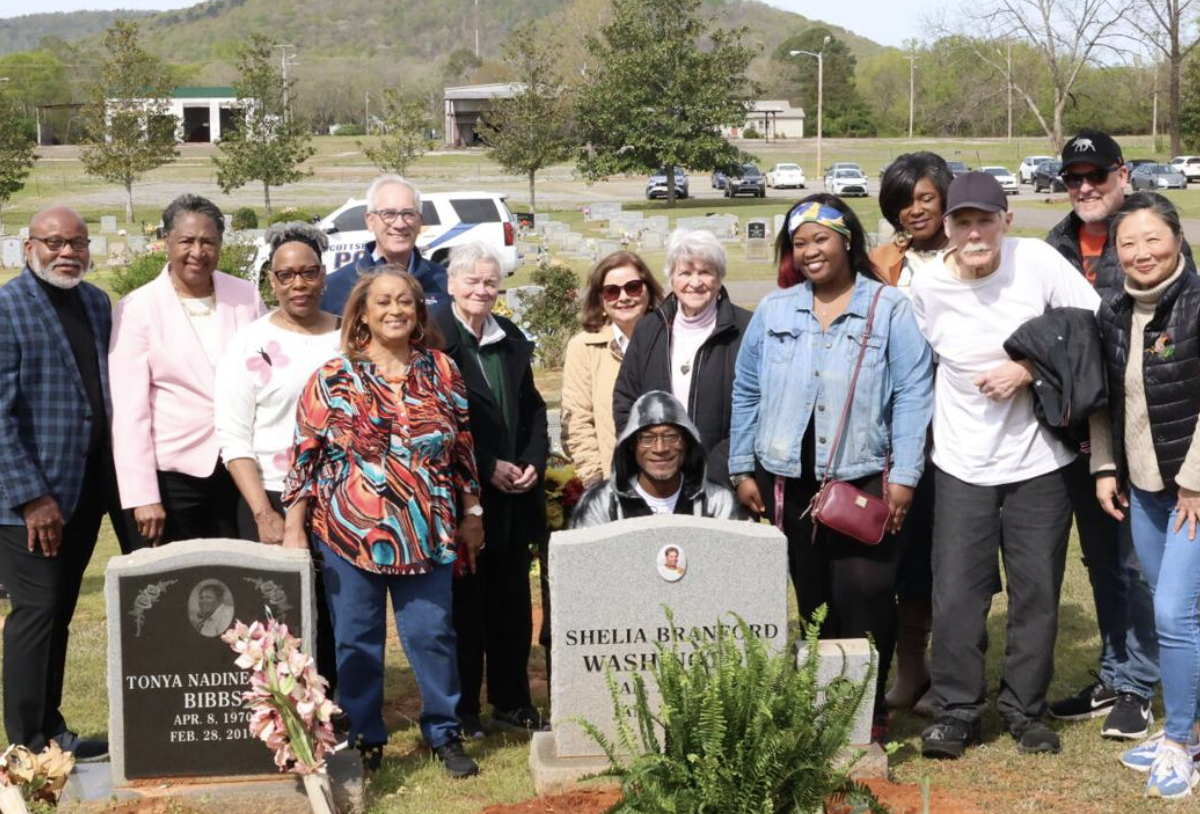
[729,196,934,738]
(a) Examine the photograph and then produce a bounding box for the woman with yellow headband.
[728,194,934,742]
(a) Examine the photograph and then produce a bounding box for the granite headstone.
[547,516,787,758]
[106,539,316,786]
[100,215,118,234]
[2,238,22,269]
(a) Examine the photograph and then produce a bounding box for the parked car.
[824,162,863,187]
[725,164,766,198]
[982,166,1019,195]
[1127,158,1156,173]
[766,163,806,189]
[947,160,970,177]
[251,191,520,285]
[1018,155,1053,184]
[1032,160,1066,193]
[828,168,869,197]
[879,163,892,180]
[1131,163,1188,192]
[711,169,728,190]
[646,167,689,200]
[1169,156,1200,182]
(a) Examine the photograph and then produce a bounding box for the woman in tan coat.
[561,251,663,486]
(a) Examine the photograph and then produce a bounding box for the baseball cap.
[945,171,1009,216]
[1061,129,1123,170]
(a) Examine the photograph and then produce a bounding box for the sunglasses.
[601,279,646,302]
[1060,165,1119,189]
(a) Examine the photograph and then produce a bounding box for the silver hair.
[365,174,422,211]
[264,221,329,262]
[664,228,727,282]
[447,241,504,279]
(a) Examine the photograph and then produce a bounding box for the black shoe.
[1048,672,1117,720]
[491,705,549,734]
[331,710,351,740]
[433,739,479,779]
[1101,692,1153,740]
[460,713,486,740]
[53,730,108,762]
[358,742,384,772]
[921,715,980,759]
[1008,717,1061,754]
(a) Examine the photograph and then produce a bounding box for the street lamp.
[790,35,831,189]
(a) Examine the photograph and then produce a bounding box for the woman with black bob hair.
[870,151,953,717]
[873,152,954,290]
[731,193,934,741]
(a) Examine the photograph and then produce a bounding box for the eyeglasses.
[369,208,421,225]
[273,267,322,285]
[601,279,646,302]
[636,430,684,450]
[29,236,89,253]
[1060,165,1119,189]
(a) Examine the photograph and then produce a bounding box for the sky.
[0,0,951,48]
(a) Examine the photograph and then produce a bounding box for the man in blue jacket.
[0,207,115,760]
[321,174,449,315]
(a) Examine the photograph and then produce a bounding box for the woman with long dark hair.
[729,194,934,741]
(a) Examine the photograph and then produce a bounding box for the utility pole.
[474,0,480,58]
[907,48,916,139]
[275,44,297,124]
[1006,40,1013,142]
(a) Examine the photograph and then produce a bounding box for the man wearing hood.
[570,391,743,527]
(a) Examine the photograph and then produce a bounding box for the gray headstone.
[100,215,119,234]
[106,539,317,786]
[640,231,664,251]
[541,220,569,235]
[564,232,582,252]
[548,516,788,758]
[585,202,623,222]
[2,237,22,269]
[127,235,147,254]
[108,240,130,267]
[595,239,622,260]
[533,212,548,229]
[801,638,876,746]
[643,216,669,235]
[746,218,770,242]
[89,236,107,258]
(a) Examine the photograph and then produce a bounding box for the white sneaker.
[1122,731,1200,772]
[1146,743,1200,799]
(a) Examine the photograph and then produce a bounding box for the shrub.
[268,208,315,226]
[111,251,167,297]
[516,260,579,369]
[582,608,885,814]
[231,207,259,230]
[218,239,260,281]
[332,123,365,136]
[743,126,762,139]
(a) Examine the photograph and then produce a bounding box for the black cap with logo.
[1061,129,1123,170]
[945,171,1009,216]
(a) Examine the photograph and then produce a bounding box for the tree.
[442,48,483,86]
[79,22,178,223]
[574,0,759,208]
[359,89,430,176]
[1178,57,1200,152]
[478,24,574,213]
[1126,0,1200,156]
[0,91,36,233]
[937,0,1134,151]
[777,29,875,137]
[213,34,315,218]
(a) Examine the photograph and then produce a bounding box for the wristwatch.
[464,504,484,517]
[729,473,752,488]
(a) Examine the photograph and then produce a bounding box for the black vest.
[1097,265,1200,490]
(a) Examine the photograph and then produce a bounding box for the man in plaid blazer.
[0,207,116,760]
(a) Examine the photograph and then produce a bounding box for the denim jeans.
[318,541,462,748]
[1066,456,1159,698]
[931,465,1073,724]
[1128,488,1200,744]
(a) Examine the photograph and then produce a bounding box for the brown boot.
[886,599,931,709]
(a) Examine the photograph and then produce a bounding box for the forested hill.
[0,9,155,56]
[1,0,884,65]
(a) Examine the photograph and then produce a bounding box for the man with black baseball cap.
[911,171,1101,759]
[1044,129,1161,741]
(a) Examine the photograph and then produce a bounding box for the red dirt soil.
[476,788,622,814]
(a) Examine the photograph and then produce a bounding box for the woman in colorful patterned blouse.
[282,266,484,779]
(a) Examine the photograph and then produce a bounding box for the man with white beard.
[0,207,116,759]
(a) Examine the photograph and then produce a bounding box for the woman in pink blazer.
[110,194,265,546]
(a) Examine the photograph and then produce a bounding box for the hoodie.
[570,390,743,528]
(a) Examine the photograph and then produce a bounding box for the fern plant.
[579,608,887,814]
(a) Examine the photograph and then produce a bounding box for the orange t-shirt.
[1079,229,1107,286]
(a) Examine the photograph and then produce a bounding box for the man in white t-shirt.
[910,172,1100,760]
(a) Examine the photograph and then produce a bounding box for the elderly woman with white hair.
[433,241,549,738]
[613,228,752,484]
